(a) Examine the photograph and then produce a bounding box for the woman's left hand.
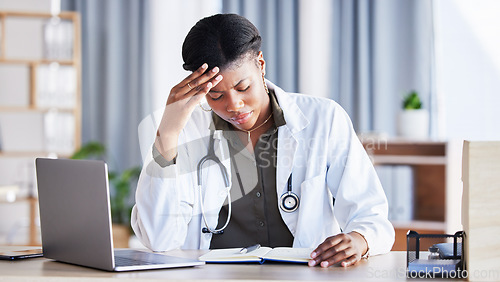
[308,232,368,268]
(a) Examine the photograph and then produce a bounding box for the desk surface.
[0,248,458,281]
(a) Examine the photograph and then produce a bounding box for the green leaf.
[70,142,106,159]
[402,91,422,110]
[108,166,141,225]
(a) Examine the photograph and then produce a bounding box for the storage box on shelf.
[0,10,81,246]
[362,138,463,251]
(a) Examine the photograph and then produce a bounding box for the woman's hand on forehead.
[154,63,223,160]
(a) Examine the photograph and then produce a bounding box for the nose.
[225,92,244,112]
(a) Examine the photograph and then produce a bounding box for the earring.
[262,73,269,94]
[199,102,212,112]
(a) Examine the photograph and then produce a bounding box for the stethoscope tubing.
[198,182,231,234]
[197,134,232,235]
[197,132,299,235]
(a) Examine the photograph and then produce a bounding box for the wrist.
[349,231,369,257]
[154,133,178,162]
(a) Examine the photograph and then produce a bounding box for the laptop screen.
[36,158,115,270]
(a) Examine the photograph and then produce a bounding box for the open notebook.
[199,247,314,264]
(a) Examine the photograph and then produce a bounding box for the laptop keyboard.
[115,256,157,266]
[114,250,171,267]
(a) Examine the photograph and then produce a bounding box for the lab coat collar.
[208,80,310,197]
[266,80,309,134]
[208,80,309,138]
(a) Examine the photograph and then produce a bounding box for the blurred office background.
[0,0,499,247]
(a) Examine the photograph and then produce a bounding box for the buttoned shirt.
[152,90,293,248]
[209,90,292,248]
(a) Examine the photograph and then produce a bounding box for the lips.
[230,111,253,125]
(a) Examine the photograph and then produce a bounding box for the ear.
[257,51,266,75]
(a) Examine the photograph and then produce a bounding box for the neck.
[243,111,273,134]
[234,110,273,146]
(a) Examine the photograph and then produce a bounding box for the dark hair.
[182,14,262,72]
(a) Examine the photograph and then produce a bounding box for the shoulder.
[287,92,339,109]
[269,82,341,113]
[278,91,347,121]
[267,81,353,131]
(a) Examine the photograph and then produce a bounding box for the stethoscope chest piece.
[279,191,299,212]
[280,174,299,212]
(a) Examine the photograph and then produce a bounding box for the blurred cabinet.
[362,139,463,251]
[0,10,81,245]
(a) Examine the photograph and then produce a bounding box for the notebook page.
[261,248,314,263]
[199,247,273,262]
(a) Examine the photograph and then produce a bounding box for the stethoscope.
[198,132,300,235]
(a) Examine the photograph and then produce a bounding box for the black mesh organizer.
[406,230,465,277]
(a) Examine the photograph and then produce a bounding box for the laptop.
[35,158,204,272]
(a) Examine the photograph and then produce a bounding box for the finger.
[319,247,356,268]
[169,63,209,101]
[318,240,350,260]
[167,63,208,105]
[309,240,350,267]
[178,63,208,87]
[186,74,222,108]
[184,66,220,94]
[186,82,213,107]
[340,254,359,267]
[168,69,221,107]
[310,235,344,259]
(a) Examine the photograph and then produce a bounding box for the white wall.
[150,0,222,109]
[297,0,333,99]
[435,0,500,141]
[0,0,50,12]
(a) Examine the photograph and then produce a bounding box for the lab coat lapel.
[276,127,297,194]
[271,81,309,197]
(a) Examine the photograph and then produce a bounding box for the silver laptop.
[35,158,204,272]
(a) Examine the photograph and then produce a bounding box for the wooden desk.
[0,247,465,281]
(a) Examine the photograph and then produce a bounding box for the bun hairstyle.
[182,14,262,72]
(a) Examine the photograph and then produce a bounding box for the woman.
[132,13,394,268]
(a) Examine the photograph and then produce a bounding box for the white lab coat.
[132,81,394,256]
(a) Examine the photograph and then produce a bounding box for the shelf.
[391,220,447,232]
[378,138,446,145]
[391,220,448,251]
[0,10,78,20]
[0,151,71,158]
[370,155,447,165]
[0,106,76,113]
[361,140,456,251]
[363,139,446,157]
[0,10,81,247]
[0,195,37,204]
[0,58,75,65]
[0,195,40,246]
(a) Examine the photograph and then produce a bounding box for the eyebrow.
[209,78,248,93]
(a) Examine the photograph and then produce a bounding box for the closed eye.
[237,86,250,92]
[209,93,223,101]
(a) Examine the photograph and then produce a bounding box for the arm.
[131,152,191,251]
[309,104,394,267]
[132,64,223,251]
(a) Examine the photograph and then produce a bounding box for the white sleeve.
[326,105,395,256]
[131,130,197,252]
